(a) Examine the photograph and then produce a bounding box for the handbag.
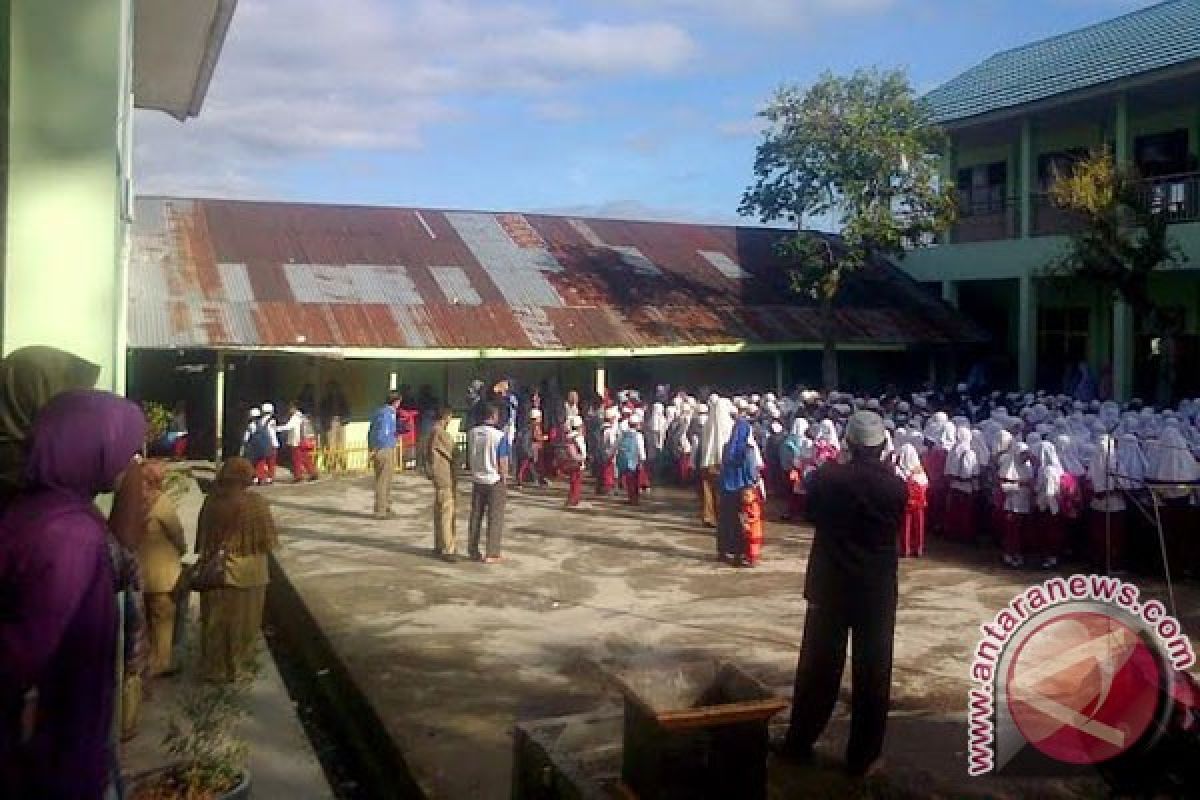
[189,547,229,592]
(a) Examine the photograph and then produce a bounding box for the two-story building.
[905,0,1200,402]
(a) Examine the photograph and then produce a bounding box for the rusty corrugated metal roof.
[129,196,986,351]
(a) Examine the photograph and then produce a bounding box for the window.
[956,161,1008,215]
[1037,308,1090,389]
[1135,130,1191,178]
[1037,148,1088,192]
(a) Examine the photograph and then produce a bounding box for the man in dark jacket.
[781,410,908,777]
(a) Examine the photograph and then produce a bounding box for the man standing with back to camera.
[780,410,908,777]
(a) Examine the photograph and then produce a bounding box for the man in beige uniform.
[425,407,458,561]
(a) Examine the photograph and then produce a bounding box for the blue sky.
[136,0,1155,224]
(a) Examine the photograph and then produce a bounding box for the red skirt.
[742,490,765,565]
[899,507,925,557]
[1001,511,1027,557]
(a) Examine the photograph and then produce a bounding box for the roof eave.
[133,0,238,121]
[933,57,1200,133]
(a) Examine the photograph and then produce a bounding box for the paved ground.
[122,468,334,800]
[264,472,1200,799]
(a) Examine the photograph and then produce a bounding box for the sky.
[135,0,1158,225]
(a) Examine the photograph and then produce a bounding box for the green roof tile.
[926,0,1200,124]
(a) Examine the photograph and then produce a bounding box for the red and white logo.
[1006,610,1162,766]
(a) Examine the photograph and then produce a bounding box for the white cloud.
[532,200,751,226]
[136,0,697,196]
[610,0,895,28]
[529,101,589,123]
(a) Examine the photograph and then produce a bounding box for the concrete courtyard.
[263,473,1200,799]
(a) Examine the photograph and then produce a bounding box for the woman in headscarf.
[195,457,279,683]
[997,441,1035,568]
[646,402,667,482]
[0,346,101,509]
[922,412,954,538]
[0,390,145,799]
[1031,440,1075,570]
[942,425,980,543]
[1087,434,1127,572]
[717,417,763,567]
[780,417,812,520]
[698,397,735,528]
[813,418,841,466]
[136,459,187,676]
[1150,426,1199,579]
[895,443,929,558]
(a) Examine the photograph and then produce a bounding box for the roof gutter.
[131,342,911,359]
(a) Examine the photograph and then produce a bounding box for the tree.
[1046,148,1186,402]
[739,68,956,390]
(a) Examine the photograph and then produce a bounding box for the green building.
[1,0,236,391]
[906,0,1200,402]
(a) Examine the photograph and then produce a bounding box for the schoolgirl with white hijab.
[895,443,929,557]
[997,440,1035,567]
[941,425,979,543]
[1151,426,1200,577]
[1087,434,1128,572]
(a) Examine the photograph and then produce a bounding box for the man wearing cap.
[781,410,908,777]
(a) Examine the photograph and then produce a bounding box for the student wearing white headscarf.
[646,402,667,478]
[698,397,735,527]
[1087,434,1128,572]
[1151,426,1200,578]
[922,412,953,538]
[943,425,979,543]
[997,441,1034,567]
[895,443,928,557]
[1032,440,1080,569]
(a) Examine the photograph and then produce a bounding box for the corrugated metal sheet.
[129,196,987,351]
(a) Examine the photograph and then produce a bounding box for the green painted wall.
[3,0,132,392]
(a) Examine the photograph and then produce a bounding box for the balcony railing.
[951,193,1017,243]
[948,172,1200,243]
[1135,172,1200,225]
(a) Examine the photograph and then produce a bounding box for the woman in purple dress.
[0,389,145,799]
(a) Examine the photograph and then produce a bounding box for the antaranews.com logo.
[968,574,1196,777]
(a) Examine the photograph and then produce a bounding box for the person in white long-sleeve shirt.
[565,416,588,508]
[275,403,319,482]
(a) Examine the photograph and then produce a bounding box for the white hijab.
[1151,427,1200,484]
[1115,434,1147,490]
[1034,440,1064,513]
[1089,434,1119,493]
[699,397,735,468]
[1053,434,1087,477]
[945,425,979,480]
[896,443,928,486]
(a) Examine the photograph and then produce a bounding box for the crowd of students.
[492,381,1200,577]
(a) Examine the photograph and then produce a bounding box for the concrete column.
[1018,275,1037,391]
[1115,93,1130,166]
[1019,118,1033,238]
[941,280,959,308]
[943,139,957,245]
[594,362,607,399]
[774,352,785,396]
[1113,299,1134,402]
[214,352,227,463]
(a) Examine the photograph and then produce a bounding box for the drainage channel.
[265,557,424,800]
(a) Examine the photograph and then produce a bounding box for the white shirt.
[468,425,508,485]
[567,430,588,461]
[275,411,305,447]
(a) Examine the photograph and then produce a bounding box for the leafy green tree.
[1047,148,1186,403]
[740,68,956,390]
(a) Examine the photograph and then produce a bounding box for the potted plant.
[128,654,258,800]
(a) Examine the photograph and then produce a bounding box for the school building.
[907,0,1200,401]
[0,0,237,391]
[127,196,984,460]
